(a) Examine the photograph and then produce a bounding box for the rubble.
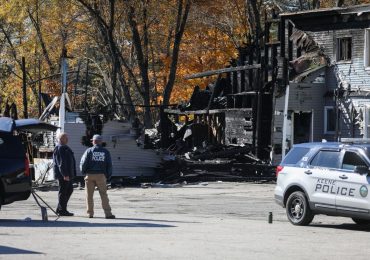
[139,45,278,184]
[142,115,275,184]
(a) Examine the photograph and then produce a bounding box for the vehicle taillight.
[25,157,30,177]
[276,165,284,177]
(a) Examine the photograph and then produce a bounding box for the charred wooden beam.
[164,108,252,116]
[191,146,252,160]
[256,69,263,157]
[287,13,370,32]
[280,18,286,58]
[228,91,257,96]
[184,64,261,80]
[265,41,280,46]
[248,47,254,91]
[288,22,293,62]
[266,18,280,24]
[232,71,238,96]
[264,10,270,84]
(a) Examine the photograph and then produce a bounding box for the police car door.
[335,149,370,215]
[307,149,342,212]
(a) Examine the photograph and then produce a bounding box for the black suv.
[0,132,31,208]
[0,117,57,209]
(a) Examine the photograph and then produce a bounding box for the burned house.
[157,13,281,179]
[272,4,370,164]
[161,4,370,172]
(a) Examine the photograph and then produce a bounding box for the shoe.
[58,211,74,216]
[88,215,93,218]
[105,215,115,219]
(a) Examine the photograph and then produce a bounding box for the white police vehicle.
[275,140,370,226]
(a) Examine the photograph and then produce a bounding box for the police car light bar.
[340,138,370,144]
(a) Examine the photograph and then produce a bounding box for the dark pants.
[57,177,73,212]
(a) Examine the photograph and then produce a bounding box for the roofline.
[280,4,370,18]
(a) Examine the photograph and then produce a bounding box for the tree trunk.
[298,0,304,10]
[0,25,38,99]
[162,0,191,106]
[127,4,153,127]
[312,0,320,9]
[27,10,55,73]
[336,0,344,7]
[77,0,136,120]
[117,67,136,121]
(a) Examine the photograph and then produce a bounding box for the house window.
[324,106,337,134]
[336,37,352,62]
[364,29,370,68]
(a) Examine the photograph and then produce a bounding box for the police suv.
[275,140,370,226]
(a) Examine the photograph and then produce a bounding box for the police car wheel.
[286,191,314,226]
[352,218,370,226]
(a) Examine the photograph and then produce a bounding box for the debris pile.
[138,70,276,183]
[177,77,230,111]
[156,144,275,184]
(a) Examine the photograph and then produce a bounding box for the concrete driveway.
[0,182,369,260]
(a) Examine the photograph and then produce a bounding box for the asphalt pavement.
[0,182,369,260]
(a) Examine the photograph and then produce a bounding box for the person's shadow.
[0,245,42,255]
[0,219,177,228]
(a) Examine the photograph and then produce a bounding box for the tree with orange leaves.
[1,0,370,123]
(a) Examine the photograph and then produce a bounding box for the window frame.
[336,37,352,63]
[324,106,336,134]
[365,29,370,69]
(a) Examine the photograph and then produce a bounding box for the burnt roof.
[280,4,370,31]
[280,4,370,18]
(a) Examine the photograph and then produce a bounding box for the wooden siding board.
[65,121,161,177]
[305,29,370,90]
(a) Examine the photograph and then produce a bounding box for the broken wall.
[273,82,326,164]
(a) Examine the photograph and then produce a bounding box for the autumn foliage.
[0,0,369,122]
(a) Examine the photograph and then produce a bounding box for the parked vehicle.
[0,117,57,209]
[275,141,370,226]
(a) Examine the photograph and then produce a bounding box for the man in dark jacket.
[80,134,115,219]
[53,132,76,216]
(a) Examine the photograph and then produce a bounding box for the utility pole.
[73,62,81,110]
[58,48,68,134]
[84,59,89,112]
[22,57,28,119]
[36,0,42,117]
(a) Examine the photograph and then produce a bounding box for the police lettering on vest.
[92,152,105,162]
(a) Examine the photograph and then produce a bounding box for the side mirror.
[354,165,369,174]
